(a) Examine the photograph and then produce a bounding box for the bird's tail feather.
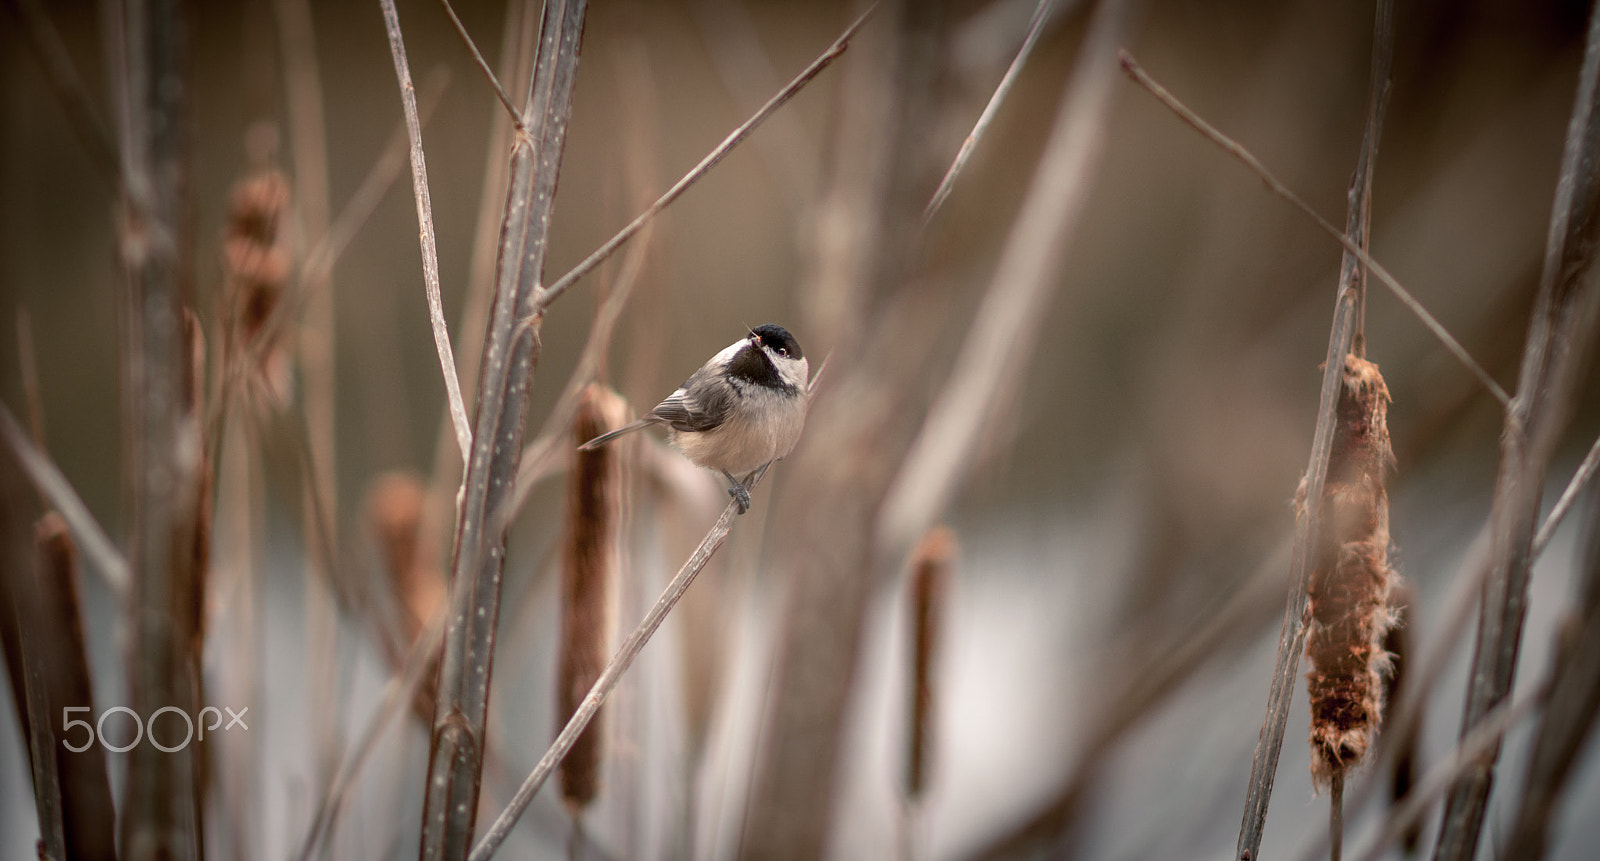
[578,418,656,451]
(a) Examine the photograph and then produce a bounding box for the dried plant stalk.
[907,525,954,799]
[1305,355,1396,787]
[557,385,629,809]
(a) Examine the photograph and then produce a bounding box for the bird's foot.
[727,483,751,515]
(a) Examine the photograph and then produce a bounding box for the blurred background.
[3,0,1600,858]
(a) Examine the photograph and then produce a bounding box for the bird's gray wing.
[651,370,735,432]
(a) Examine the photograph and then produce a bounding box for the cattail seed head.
[907,525,956,800]
[1306,355,1398,787]
[363,472,443,644]
[558,384,630,809]
[222,170,292,409]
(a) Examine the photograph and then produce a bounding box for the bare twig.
[436,0,521,125]
[689,0,824,206]
[1504,475,1600,861]
[418,1,589,856]
[879,0,1138,558]
[15,595,66,860]
[1434,2,1600,854]
[536,5,877,310]
[380,0,473,462]
[923,0,1054,220]
[471,463,772,861]
[1353,682,1549,861]
[0,404,127,593]
[1217,5,1394,855]
[295,606,448,861]
[3,0,120,184]
[1120,52,1511,408]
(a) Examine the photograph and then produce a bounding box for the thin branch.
[1534,432,1600,554]
[3,0,120,185]
[1224,5,1394,855]
[0,403,128,594]
[536,5,878,310]
[380,0,473,462]
[436,0,522,126]
[470,463,771,861]
[418,1,588,856]
[923,0,1054,220]
[1353,682,1549,861]
[880,0,1138,558]
[1434,0,1600,853]
[1120,51,1511,408]
[15,310,46,453]
[295,605,447,861]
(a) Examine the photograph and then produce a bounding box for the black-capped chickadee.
[579,324,809,514]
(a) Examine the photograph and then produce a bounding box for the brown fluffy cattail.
[363,472,444,720]
[907,526,956,799]
[222,170,292,409]
[1305,355,1398,787]
[557,384,629,809]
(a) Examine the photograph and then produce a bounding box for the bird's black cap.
[751,324,803,360]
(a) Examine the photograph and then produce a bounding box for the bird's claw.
[727,483,751,515]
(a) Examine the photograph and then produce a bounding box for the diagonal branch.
[0,403,129,594]
[535,5,877,311]
[436,0,522,126]
[1120,51,1510,408]
[380,0,473,463]
[469,463,772,861]
[923,0,1055,220]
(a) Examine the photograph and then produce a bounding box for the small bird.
[579,324,809,514]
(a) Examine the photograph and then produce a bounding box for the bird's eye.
[776,347,788,357]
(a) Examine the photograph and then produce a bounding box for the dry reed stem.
[0,403,128,594]
[535,4,877,311]
[879,0,1138,560]
[381,0,473,462]
[274,0,343,800]
[906,526,955,798]
[1380,588,1421,854]
[421,0,536,575]
[419,1,588,855]
[689,0,824,207]
[1119,52,1510,409]
[436,0,521,126]
[1305,356,1396,788]
[1433,1,1600,854]
[3,0,120,185]
[557,385,629,809]
[923,0,1054,220]
[973,536,1292,859]
[1351,681,1549,861]
[472,461,775,861]
[1503,484,1600,861]
[110,0,204,851]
